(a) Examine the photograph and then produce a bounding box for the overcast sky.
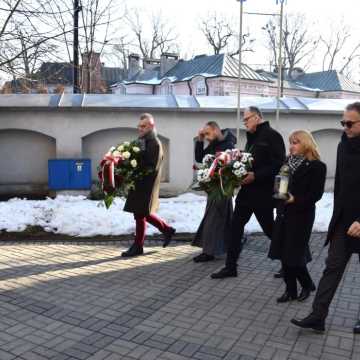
[119,0,360,78]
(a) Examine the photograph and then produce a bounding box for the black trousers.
[312,222,352,320]
[226,203,274,269]
[282,263,314,297]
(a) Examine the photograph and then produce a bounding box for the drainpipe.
[204,77,209,96]
[187,80,192,95]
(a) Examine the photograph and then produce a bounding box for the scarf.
[287,155,305,175]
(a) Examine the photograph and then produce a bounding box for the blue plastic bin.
[48,159,92,190]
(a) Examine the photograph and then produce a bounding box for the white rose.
[123,141,130,146]
[112,150,122,157]
[202,169,211,182]
[233,161,241,169]
[117,145,124,152]
[123,151,131,159]
[241,153,252,163]
[132,146,140,153]
[202,154,214,164]
[130,159,137,168]
[234,169,241,177]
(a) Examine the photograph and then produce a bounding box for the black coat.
[326,133,360,253]
[269,159,327,266]
[124,131,163,216]
[236,122,286,208]
[195,129,237,162]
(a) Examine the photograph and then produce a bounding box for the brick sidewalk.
[0,234,359,360]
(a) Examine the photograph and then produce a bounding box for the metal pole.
[276,0,284,129]
[73,0,80,94]
[236,0,244,145]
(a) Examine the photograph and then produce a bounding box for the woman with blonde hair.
[269,130,327,303]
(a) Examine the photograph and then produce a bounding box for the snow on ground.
[0,193,334,237]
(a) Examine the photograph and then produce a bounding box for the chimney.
[128,53,141,79]
[290,67,305,80]
[160,52,179,77]
[143,58,161,71]
[81,52,102,93]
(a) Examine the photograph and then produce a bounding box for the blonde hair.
[289,130,321,161]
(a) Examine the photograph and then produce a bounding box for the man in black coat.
[291,102,360,333]
[122,113,176,257]
[195,122,237,162]
[211,106,286,279]
[192,122,236,262]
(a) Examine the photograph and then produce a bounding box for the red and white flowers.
[98,140,150,208]
[193,149,253,199]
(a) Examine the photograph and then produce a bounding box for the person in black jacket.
[269,130,326,303]
[212,106,286,279]
[291,102,360,333]
[122,113,175,257]
[192,122,236,262]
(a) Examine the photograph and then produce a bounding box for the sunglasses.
[341,120,360,129]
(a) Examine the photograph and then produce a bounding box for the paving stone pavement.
[0,235,360,360]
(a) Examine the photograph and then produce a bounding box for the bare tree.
[0,0,127,92]
[0,0,73,70]
[320,23,360,76]
[125,9,178,59]
[112,35,131,71]
[200,12,254,56]
[263,13,319,77]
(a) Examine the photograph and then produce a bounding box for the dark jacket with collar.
[269,159,327,266]
[326,133,360,253]
[124,131,163,216]
[195,129,236,162]
[236,121,286,208]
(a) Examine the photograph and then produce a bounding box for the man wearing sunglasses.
[291,102,360,333]
[211,106,286,279]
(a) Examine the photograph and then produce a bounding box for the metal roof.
[115,54,360,95]
[0,94,356,114]
[121,54,270,85]
[298,70,360,93]
[101,67,126,85]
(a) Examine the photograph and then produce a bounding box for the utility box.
[48,159,92,190]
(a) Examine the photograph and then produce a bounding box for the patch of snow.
[0,193,334,237]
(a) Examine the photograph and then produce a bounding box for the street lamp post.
[73,0,81,94]
[236,0,245,146]
[276,0,285,129]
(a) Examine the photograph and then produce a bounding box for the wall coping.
[0,94,354,115]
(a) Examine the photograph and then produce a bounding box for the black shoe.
[274,269,284,279]
[353,320,360,334]
[163,227,176,248]
[291,314,325,332]
[277,291,297,303]
[121,243,144,258]
[298,285,316,302]
[211,267,237,279]
[193,253,215,263]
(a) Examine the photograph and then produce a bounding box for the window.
[195,79,207,95]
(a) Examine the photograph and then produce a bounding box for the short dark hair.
[205,121,220,129]
[246,106,263,119]
[346,102,360,114]
[139,113,155,125]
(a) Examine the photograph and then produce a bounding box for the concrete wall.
[0,107,344,197]
[0,129,56,196]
